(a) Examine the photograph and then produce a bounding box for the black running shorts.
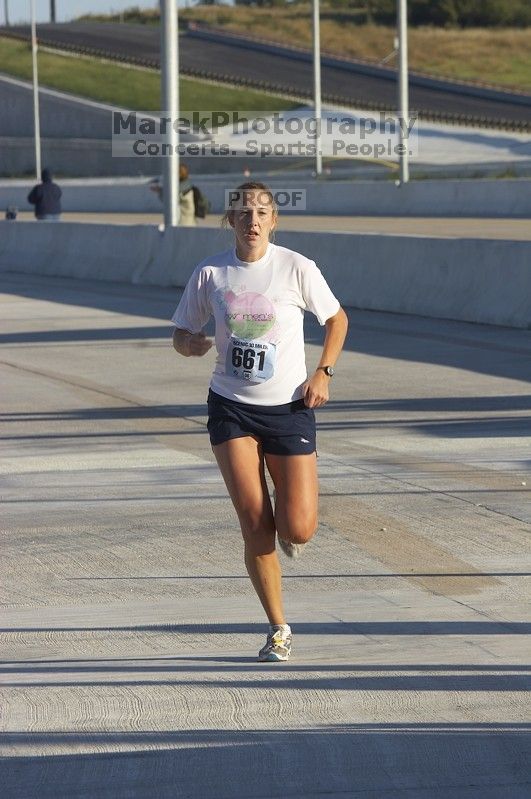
[207,389,316,455]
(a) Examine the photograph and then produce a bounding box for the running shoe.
[278,536,307,559]
[258,626,292,662]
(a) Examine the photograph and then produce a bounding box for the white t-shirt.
[171,243,340,405]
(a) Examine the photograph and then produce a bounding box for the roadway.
[13,211,531,240]
[2,22,531,126]
[1,271,530,797]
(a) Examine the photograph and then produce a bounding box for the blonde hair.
[221,181,278,230]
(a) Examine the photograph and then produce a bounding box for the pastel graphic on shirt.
[224,291,276,339]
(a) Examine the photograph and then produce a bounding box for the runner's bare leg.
[213,436,286,626]
[265,452,319,544]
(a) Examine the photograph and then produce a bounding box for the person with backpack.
[149,163,209,225]
[178,163,196,226]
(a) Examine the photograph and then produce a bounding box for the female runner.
[172,182,348,661]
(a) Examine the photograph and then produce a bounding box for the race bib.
[225,337,276,382]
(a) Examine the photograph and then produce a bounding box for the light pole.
[4,0,9,26]
[397,0,409,184]
[30,0,42,180]
[312,0,322,176]
[160,0,179,227]
[50,0,56,23]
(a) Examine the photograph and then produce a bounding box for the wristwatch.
[317,365,335,377]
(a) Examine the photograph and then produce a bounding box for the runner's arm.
[303,307,348,408]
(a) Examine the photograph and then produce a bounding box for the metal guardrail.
[1,29,530,133]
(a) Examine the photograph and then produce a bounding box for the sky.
[2,1,208,26]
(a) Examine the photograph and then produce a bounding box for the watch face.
[325,366,334,377]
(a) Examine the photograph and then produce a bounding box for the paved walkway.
[14,211,531,239]
[1,273,530,798]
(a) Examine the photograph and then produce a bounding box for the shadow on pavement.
[1,723,529,799]
[1,621,529,635]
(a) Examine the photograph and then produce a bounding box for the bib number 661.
[231,346,266,371]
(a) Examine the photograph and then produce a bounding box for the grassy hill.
[0,36,295,113]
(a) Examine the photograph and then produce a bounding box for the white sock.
[271,623,291,634]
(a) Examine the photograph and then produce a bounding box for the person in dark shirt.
[28,169,62,220]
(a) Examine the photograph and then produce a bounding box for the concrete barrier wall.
[1,221,529,329]
[1,177,530,218]
[278,230,531,329]
[194,178,531,218]
[0,221,233,286]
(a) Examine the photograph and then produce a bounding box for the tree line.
[369,0,531,26]
[233,0,531,27]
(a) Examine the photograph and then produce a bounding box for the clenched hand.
[173,329,213,357]
[302,371,330,408]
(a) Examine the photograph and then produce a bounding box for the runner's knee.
[237,506,276,540]
[276,514,317,544]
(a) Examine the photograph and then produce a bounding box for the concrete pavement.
[0,272,530,798]
[11,212,531,240]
